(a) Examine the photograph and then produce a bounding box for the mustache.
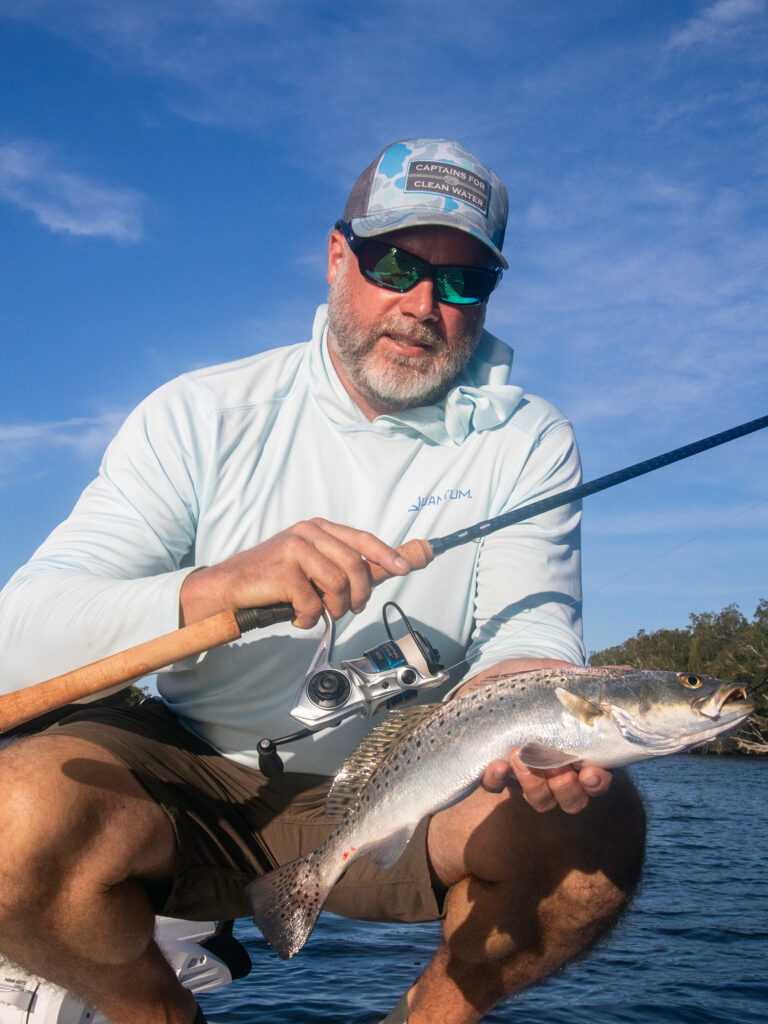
[370,319,445,350]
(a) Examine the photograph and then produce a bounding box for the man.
[0,139,645,1024]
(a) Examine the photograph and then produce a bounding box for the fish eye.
[678,673,703,689]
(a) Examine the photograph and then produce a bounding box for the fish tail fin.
[246,853,330,960]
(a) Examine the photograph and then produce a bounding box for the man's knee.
[0,734,175,918]
[434,767,645,892]
[0,738,98,907]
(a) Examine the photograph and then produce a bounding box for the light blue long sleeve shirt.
[0,307,584,773]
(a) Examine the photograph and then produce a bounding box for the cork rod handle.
[0,610,242,733]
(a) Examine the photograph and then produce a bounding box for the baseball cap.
[341,139,509,269]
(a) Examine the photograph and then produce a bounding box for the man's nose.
[396,278,440,321]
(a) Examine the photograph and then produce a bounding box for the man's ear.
[327,229,346,286]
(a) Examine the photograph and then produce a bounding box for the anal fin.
[369,824,418,869]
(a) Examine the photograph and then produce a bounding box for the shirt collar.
[306,304,524,446]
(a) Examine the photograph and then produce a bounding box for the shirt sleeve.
[0,376,211,692]
[465,418,585,675]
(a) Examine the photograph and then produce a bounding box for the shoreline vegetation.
[590,600,768,756]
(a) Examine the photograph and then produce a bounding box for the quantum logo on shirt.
[408,488,472,513]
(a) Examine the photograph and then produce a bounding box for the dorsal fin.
[326,704,441,821]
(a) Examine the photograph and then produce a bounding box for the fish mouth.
[693,684,753,720]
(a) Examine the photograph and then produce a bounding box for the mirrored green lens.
[438,268,498,304]
[437,268,476,305]
[365,248,422,291]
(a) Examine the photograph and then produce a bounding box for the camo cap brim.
[342,139,509,270]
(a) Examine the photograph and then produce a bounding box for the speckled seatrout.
[247,667,752,959]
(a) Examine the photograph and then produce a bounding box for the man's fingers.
[289,525,374,617]
[306,520,412,579]
[179,518,412,628]
[544,769,590,814]
[510,755,560,812]
[510,752,610,815]
[577,766,613,797]
[481,759,511,792]
[291,519,410,617]
[281,535,353,622]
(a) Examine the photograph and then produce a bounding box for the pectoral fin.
[555,687,603,725]
[516,743,581,769]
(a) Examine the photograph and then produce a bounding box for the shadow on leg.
[413,769,646,1023]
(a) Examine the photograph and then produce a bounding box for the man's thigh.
[42,700,443,924]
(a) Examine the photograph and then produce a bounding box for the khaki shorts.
[45,700,442,924]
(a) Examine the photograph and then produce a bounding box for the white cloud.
[668,0,767,50]
[0,413,125,489]
[0,414,122,452]
[0,140,147,241]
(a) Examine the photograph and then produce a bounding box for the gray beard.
[327,262,484,413]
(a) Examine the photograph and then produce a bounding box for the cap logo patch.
[405,160,490,215]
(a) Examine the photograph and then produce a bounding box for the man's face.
[326,225,494,419]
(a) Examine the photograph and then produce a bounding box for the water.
[198,756,768,1023]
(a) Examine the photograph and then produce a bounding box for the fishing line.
[746,678,768,698]
[436,494,768,682]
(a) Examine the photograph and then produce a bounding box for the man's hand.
[482,753,612,814]
[458,656,614,814]
[179,518,411,629]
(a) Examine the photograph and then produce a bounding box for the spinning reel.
[257,602,448,776]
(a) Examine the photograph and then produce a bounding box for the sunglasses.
[334,220,502,306]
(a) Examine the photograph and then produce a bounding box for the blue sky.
[1,0,766,658]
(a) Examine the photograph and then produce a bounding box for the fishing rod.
[428,412,768,555]
[0,412,765,733]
